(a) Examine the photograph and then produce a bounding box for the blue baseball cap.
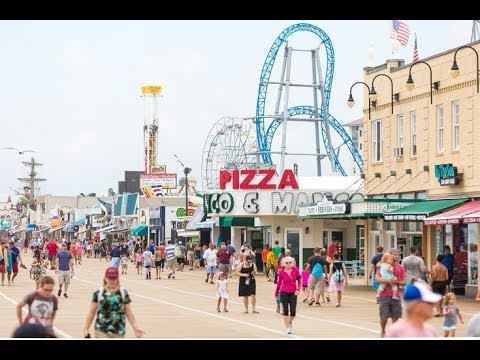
[404,281,442,303]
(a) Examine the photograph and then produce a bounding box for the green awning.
[130,225,148,236]
[384,198,468,221]
[219,217,255,227]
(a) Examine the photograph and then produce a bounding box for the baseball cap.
[388,248,400,254]
[105,267,119,279]
[178,241,183,245]
[404,281,442,303]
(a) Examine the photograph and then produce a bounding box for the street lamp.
[405,61,440,104]
[183,167,192,217]
[450,45,479,93]
[370,74,400,115]
[347,81,371,119]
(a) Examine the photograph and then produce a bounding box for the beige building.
[358,40,480,296]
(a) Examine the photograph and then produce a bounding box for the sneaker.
[217,308,221,312]
[171,276,175,279]
[326,296,331,303]
[58,289,62,297]
[168,273,172,279]
[286,325,292,334]
[302,299,307,303]
[210,281,214,284]
[223,309,228,312]
[308,299,315,306]
[315,302,321,307]
[205,278,209,283]
[63,293,68,298]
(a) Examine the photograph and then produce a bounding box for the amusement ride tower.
[141,85,162,174]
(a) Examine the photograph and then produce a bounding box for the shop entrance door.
[284,228,302,267]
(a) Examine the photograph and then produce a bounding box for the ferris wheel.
[201,117,258,190]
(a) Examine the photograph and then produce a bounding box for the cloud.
[60,40,99,71]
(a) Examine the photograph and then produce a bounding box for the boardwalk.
[0,253,478,338]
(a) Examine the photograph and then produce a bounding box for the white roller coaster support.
[311,49,321,176]
[280,46,292,175]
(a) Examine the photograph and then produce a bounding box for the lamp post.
[370,74,400,114]
[183,167,192,218]
[347,81,371,119]
[450,45,479,93]
[405,61,440,104]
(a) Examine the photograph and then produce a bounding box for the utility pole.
[17,157,46,201]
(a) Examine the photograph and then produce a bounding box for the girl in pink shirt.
[301,263,310,303]
[274,256,302,334]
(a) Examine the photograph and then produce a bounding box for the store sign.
[305,199,349,216]
[219,169,299,190]
[65,225,79,232]
[205,190,347,216]
[384,214,426,221]
[434,164,459,186]
[380,202,412,213]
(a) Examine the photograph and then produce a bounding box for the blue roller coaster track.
[255,23,364,174]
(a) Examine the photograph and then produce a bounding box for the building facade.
[361,40,480,296]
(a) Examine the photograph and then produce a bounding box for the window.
[411,111,417,156]
[372,120,383,162]
[452,101,460,150]
[437,105,444,152]
[371,219,380,231]
[397,115,404,149]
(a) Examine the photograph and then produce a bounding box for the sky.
[0,20,473,201]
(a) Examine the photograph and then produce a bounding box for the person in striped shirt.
[165,240,177,279]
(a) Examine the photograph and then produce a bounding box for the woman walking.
[83,267,145,338]
[275,256,302,334]
[236,255,258,314]
[328,253,348,307]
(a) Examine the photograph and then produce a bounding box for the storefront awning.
[33,225,52,233]
[384,198,468,221]
[219,217,255,227]
[196,219,216,229]
[177,230,200,237]
[424,200,480,225]
[49,225,66,234]
[72,219,86,226]
[94,224,117,233]
[130,225,148,236]
[108,227,130,234]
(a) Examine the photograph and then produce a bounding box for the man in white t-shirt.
[203,243,217,284]
[401,246,426,284]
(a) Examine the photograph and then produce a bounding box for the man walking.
[203,243,217,284]
[216,242,232,278]
[56,243,74,298]
[165,240,177,279]
[442,245,455,292]
[45,238,59,270]
[305,247,328,306]
[402,246,426,284]
[9,241,23,284]
[376,248,406,338]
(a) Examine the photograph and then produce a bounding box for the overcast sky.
[0,20,472,201]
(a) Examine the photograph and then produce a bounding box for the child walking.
[443,292,464,337]
[121,254,129,275]
[301,263,310,303]
[216,272,229,313]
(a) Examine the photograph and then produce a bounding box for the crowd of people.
[2,233,480,339]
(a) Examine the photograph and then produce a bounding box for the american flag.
[393,20,410,47]
[413,33,419,62]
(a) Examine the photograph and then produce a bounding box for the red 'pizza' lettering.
[257,169,276,189]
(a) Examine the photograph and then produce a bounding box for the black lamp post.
[451,45,479,93]
[183,167,192,217]
[347,81,371,119]
[405,61,439,104]
[370,74,400,114]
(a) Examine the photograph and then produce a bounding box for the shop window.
[371,220,380,231]
[451,224,468,289]
[402,221,421,232]
[468,224,478,285]
[385,221,395,231]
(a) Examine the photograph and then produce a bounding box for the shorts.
[12,263,18,273]
[166,258,177,269]
[307,275,325,294]
[218,263,230,273]
[206,265,216,274]
[48,255,56,261]
[187,251,194,261]
[144,265,151,269]
[379,296,402,320]
[58,270,71,285]
[177,257,185,264]
[442,325,457,331]
[155,261,162,267]
[432,280,448,295]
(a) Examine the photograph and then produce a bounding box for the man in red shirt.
[327,240,339,259]
[261,245,269,275]
[376,248,407,338]
[45,239,59,270]
[216,242,233,277]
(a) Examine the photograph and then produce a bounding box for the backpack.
[334,267,345,283]
[311,262,324,278]
[97,286,127,304]
[174,246,182,258]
